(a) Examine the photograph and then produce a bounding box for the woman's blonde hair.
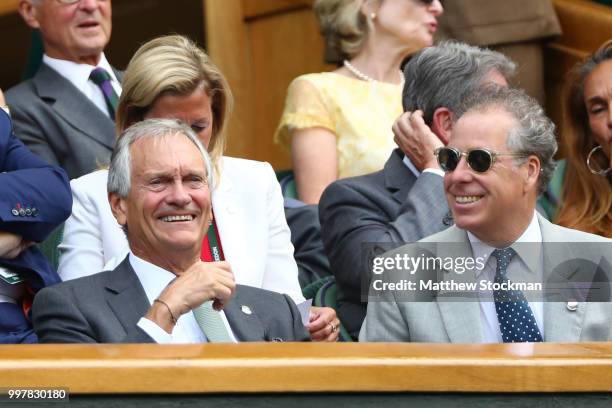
[314,0,374,60]
[555,39,612,237]
[116,34,233,174]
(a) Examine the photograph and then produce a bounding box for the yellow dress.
[274,72,403,179]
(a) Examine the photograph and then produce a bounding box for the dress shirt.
[130,253,237,344]
[403,155,445,178]
[467,212,544,343]
[42,53,121,118]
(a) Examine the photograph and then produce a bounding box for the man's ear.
[430,107,453,145]
[18,0,41,29]
[523,156,541,194]
[108,192,128,227]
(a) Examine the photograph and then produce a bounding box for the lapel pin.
[566,301,578,311]
[241,305,252,315]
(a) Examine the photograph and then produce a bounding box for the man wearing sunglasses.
[361,86,612,343]
[6,0,120,180]
[319,42,516,339]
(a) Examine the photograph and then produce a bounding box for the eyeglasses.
[434,147,529,173]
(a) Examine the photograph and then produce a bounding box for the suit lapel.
[34,63,116,150]
[104,258,150,334]
[223,287,266,341]
[383,149,418,204]
[432,227,484,343]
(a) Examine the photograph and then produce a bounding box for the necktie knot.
[89,67,118,120]
[89,67,112,85]
[492,247,516,279]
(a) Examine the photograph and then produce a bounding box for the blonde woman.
[58,35,340,342]
[275,0,443,204]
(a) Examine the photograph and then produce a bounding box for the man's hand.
[0,231,32,259]
[308,306,340,342]
[145,261,235,332]
[0,88,5,106]
[392,110,444,172]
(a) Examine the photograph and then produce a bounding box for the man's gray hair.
[107,118,213,198]
[455,86,557,194]
[402,41,516,125]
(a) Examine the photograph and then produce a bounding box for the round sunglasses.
[434,147,529,173]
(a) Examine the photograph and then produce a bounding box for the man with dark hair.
[319,42,516,339]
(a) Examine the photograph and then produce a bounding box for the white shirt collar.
[402,155,421,178]
[42,52,119,92]
[468,212,542,278]
[128,252,176,304]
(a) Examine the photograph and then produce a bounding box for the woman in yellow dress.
[275,0,444,204]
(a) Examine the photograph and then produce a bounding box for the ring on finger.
[329,322,338,333]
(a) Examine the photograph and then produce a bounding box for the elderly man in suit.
[33,119,309,343]
[6,0,119,179]
[319,42,516,339]
[0,89,72,343]
[361,86,612,343]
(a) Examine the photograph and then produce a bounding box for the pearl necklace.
[343,60,404,85]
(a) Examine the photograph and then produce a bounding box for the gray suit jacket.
[32,258,310,343]
[360,215,612,343]
[6,62,119,179]
[319,149,453,338]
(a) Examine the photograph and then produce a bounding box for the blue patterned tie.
[492,248,543,343]
[89,67,118,120]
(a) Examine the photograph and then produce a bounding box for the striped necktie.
[492,247,543,343]
[192,301,232,342]
[89,67,119,120]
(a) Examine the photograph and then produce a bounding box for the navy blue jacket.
[0,109,72,343]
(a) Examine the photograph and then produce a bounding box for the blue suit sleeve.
[0,110,72,242]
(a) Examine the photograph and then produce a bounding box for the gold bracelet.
[153,299,177,325]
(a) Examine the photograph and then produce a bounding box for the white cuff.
[422,168,445,177]
[137,317,173,343]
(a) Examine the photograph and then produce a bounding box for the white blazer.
[57,156,305,303]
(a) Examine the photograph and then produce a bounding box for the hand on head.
[146,260,235,331]
[308,306,340,342]
[392,110,444,172]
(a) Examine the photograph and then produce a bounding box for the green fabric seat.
[37,224,64,271]
[275,169,298,199]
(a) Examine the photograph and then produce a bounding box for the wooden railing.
[2,342,612,393]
